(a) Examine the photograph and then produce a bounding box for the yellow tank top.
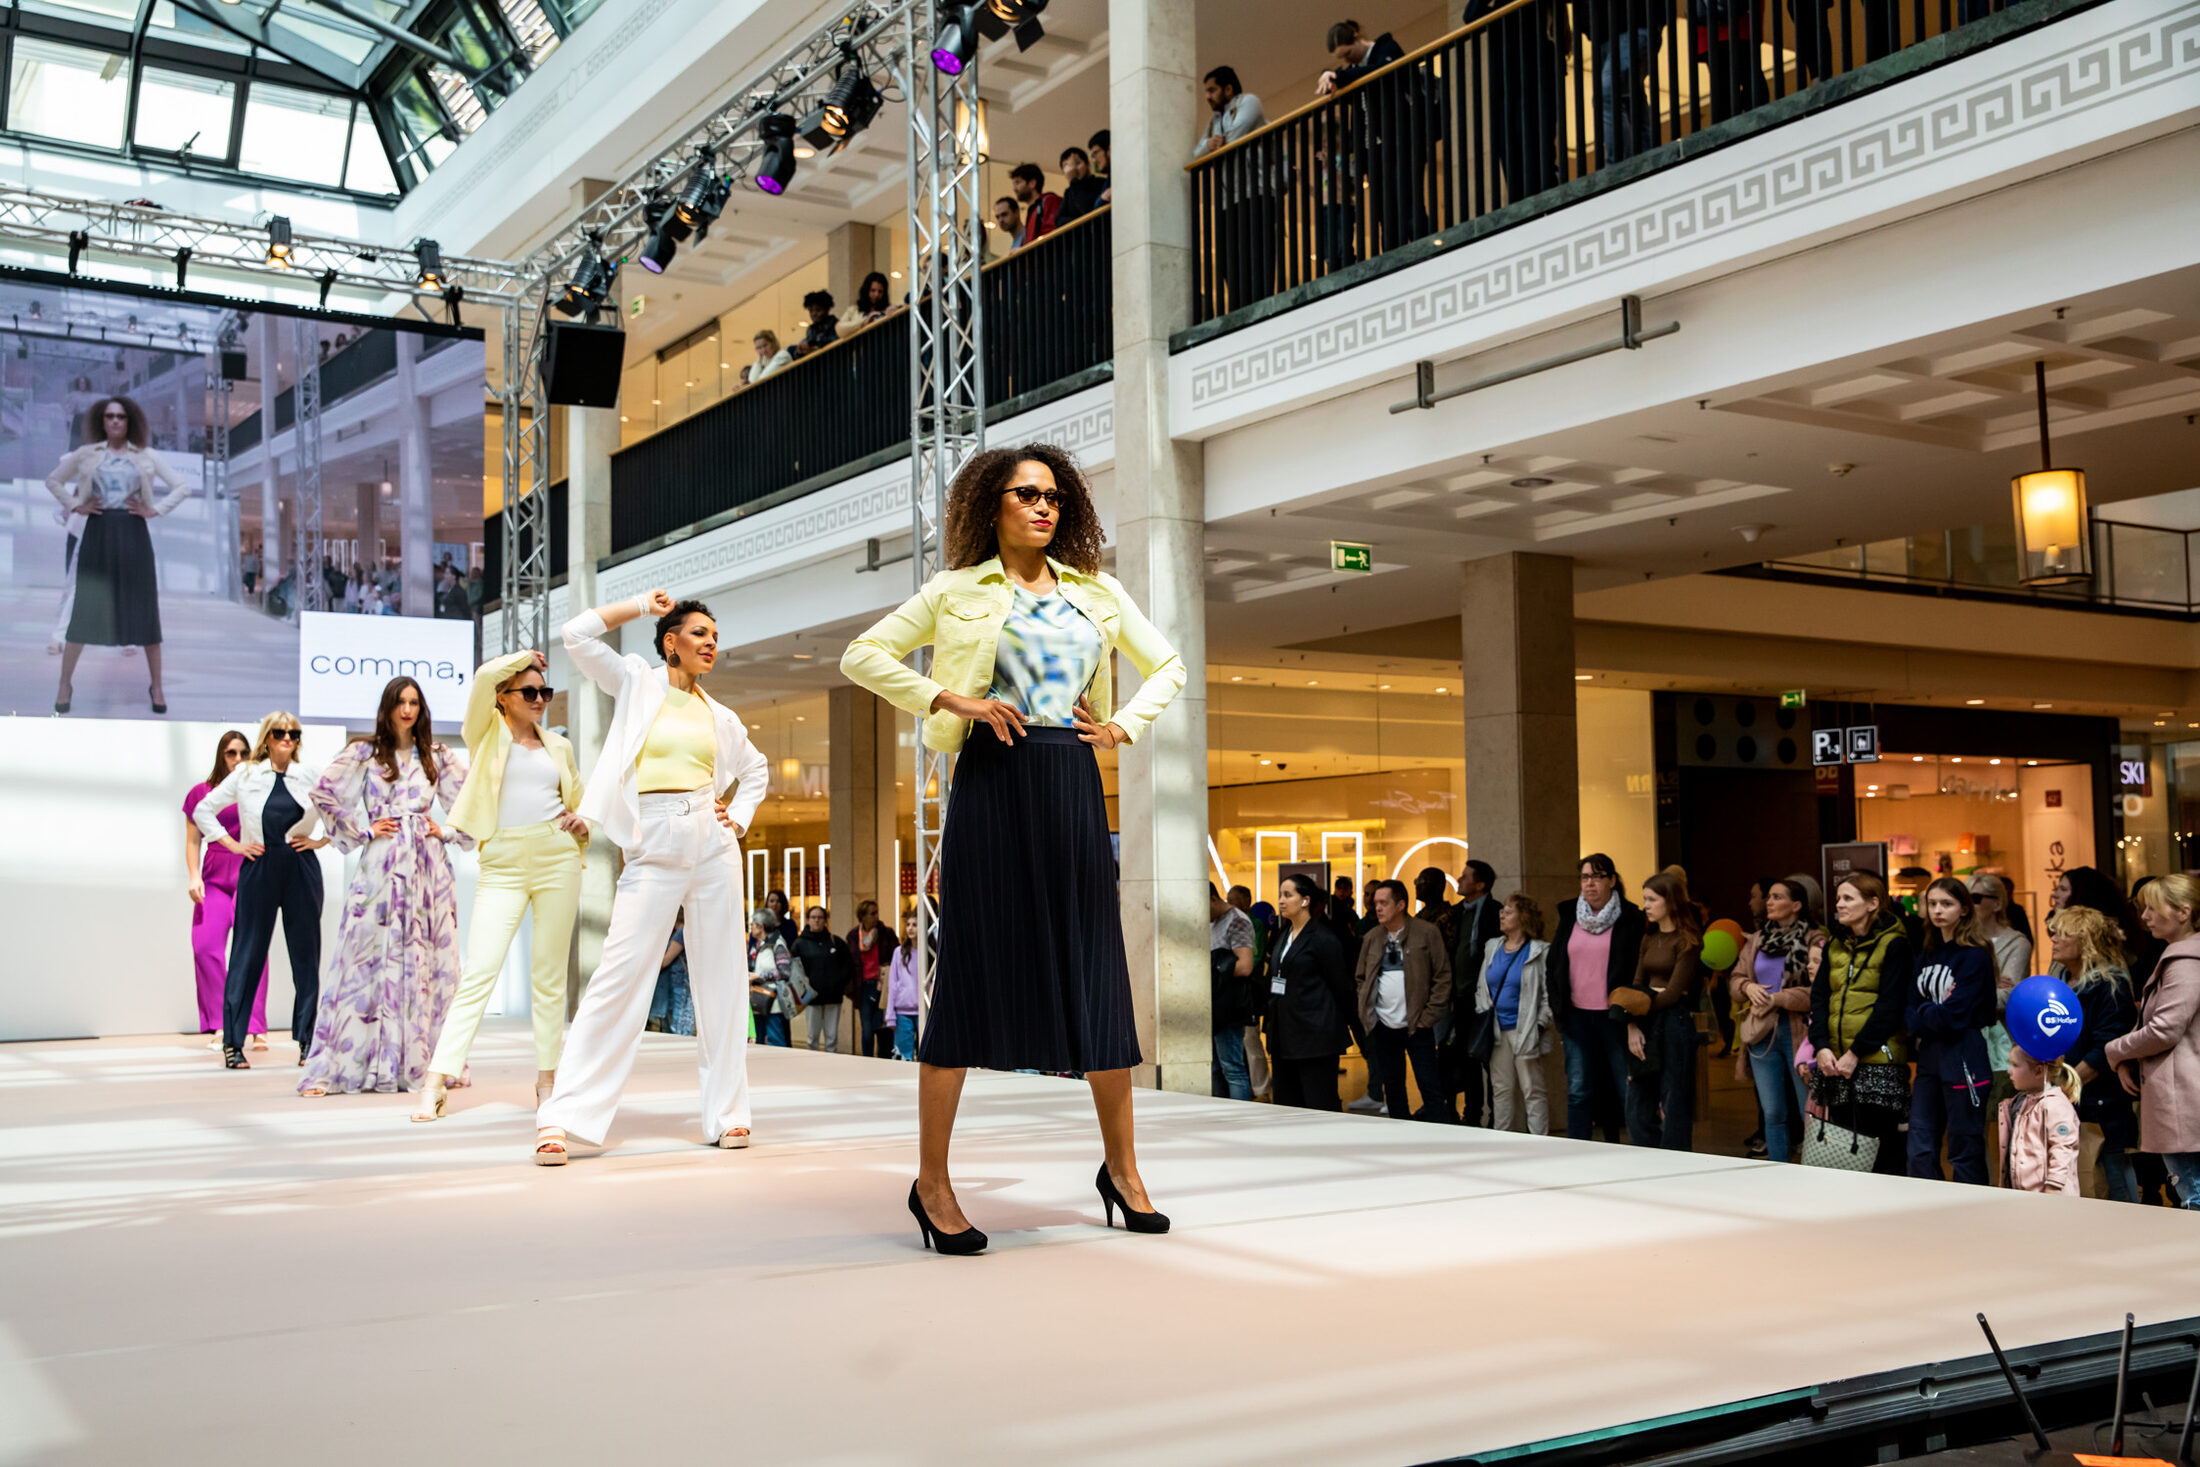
[637,687,716,792]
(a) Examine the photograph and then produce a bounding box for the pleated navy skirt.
[68,510,162,647]
[919,722,1142,1073]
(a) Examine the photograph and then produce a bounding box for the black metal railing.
[1188,0,2026,322]
[984,206,1112,405]
[230,330,461,452]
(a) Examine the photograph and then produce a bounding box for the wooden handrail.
[1184,0,1545,172]
[980,200,1110,276]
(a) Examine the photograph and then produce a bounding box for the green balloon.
[1701,929,1740,970]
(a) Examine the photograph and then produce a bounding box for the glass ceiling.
[1,0,605,196]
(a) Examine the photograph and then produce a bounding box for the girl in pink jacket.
[1997,1046,2081,1195]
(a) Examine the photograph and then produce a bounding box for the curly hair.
[942,444,1104,574]
[654,598,714,665]
[83,395,149,448]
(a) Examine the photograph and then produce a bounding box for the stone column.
[254,312,283,590]
[1459,553,1581,910]
[825,222,875,313]
[394,331,434,616]
[1109,0,1208,1093]
[829,685,898,1054]
[565,401,619,990]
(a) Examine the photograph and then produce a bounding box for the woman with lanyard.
[1261,872,1356,1111]
[535,591,770,1164]
[415,650,589,1122]
[1731,876,1825,1163]
[842,443,1187,1254]
[1474,894,1554,1134]
[193,712,328,1069]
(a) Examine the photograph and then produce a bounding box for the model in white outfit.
[534,589,769,1163]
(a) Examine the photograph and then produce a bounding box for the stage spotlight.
[930,2,981,74]
[264,215,293,268]
[555,243,617,317]
[638,198,681,275]
[671,162,730,236]
[982,0,1049,50]
[67,230,88,275]
[754,113,799,195]
[820,66,883,140]
[414,238,446,290]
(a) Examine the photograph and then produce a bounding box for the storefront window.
[1859,754,2091,917]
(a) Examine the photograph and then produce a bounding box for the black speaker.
[542,319,626,408]
[220,349,248,382]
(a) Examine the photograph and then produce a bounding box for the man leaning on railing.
[1193,65,1274,316]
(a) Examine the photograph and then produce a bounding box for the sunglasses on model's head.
[268,729,301,743]
[1006,487,1064,509]
[508,685,556,704]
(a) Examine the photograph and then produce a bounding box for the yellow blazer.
[840,556,1187,753]
[448,649,587,846]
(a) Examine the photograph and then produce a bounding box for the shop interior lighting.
[2012,360,2093,586]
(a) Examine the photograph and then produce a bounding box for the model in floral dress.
[301,677,471,1096]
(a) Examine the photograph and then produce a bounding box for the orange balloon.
[1709,918,1745,942]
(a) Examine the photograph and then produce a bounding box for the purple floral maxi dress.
[302,742,471,1094]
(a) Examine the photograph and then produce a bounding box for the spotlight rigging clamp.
[1389,295,1679,414]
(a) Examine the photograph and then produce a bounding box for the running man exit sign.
[1331,542,1373,573]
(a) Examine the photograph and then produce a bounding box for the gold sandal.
[411,1075,448,1123]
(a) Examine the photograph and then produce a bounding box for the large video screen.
[0,271,486,723]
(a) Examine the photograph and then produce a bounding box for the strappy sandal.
[251,1034,269,1051]
[412,1076,448,1123]
[222,1046,250,1070]
[535,1078,555,1109]
[534,1127,569,1166]
[715,1128,751,1149]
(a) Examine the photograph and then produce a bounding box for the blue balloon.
[2006,975,2084,1064]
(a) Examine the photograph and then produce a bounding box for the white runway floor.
[5,1021,2200,1467]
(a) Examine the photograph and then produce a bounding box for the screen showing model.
[0,273,485,722]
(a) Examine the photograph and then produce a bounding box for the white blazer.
[192,760,326,849]
[563,606,769,853]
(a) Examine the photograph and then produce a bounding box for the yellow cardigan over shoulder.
[447,649,587,844]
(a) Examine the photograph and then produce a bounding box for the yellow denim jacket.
[447,649,587,846]
[841,557,1187,753]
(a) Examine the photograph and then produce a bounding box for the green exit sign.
[1331,541,1373,574]
[1780,689,1808,709]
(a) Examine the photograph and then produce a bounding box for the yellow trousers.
[432,820,583,1075]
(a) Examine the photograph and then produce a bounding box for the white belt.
[639,787,715,816]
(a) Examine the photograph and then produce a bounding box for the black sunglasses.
[268,729,301,743]
[508,685,556,704]
[1006,487,1064,509]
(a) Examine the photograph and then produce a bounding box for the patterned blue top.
[986,585,1103,727]
[92,450,139,510]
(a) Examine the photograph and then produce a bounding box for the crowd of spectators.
[1208,855,2200,1205]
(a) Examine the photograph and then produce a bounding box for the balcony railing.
[1187,0,2040,323]
[478,207,1115,585]
[231,330,462,454]
[1741,516,2200,615]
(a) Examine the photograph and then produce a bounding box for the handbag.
[1801,1112,1879,1172]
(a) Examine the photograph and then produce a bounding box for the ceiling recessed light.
[1379,683,1392,690]
[1868,784,1879,790]
[1306,680,1318,686]
[791,653,811,660]
[1965,698,1984,706]
[1913,755,1924,762]
[1258,758,1271,766]
[1435,686,1447,693]
[2027,760,2038,766]
[1574,673,1593,681]
[2033,702,2052,709]
[1951,757,1963,763]
[1989,758,2001,765]
[1510,476,1554,489]
[1230,675,1241,682]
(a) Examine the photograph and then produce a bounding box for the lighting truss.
[291,315,327,616]
[0,185,530,304]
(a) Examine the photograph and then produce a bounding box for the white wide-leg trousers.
[537,790,750,1146]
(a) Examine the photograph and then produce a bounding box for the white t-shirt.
[1374,930,1409,1030]
[497,741,565,829]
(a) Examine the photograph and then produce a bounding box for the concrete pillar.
[566,402,619,987]
[1459,553,1582,910]
[394,331,433,616]
[1109,0,1208,1094]
[254,313,282,589]
[825,222,875,313]
[355,480,381,573]
[828,684,898,1054]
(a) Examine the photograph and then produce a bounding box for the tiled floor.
[4,1021,2197,1467]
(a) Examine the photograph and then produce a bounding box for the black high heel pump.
[907,1180,987,1255]
[1096,1164,1170,1234]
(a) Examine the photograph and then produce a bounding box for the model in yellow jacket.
[416,649,589,1122]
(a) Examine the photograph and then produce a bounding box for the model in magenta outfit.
[185,731,269,1044]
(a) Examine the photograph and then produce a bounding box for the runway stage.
[5,1023,2200,1467]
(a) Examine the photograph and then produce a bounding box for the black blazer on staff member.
[1263,920,1355,1060]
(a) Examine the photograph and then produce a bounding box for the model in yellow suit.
[414,649,589,1122]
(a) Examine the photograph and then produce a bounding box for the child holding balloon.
[1995,1045,2081,1196]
